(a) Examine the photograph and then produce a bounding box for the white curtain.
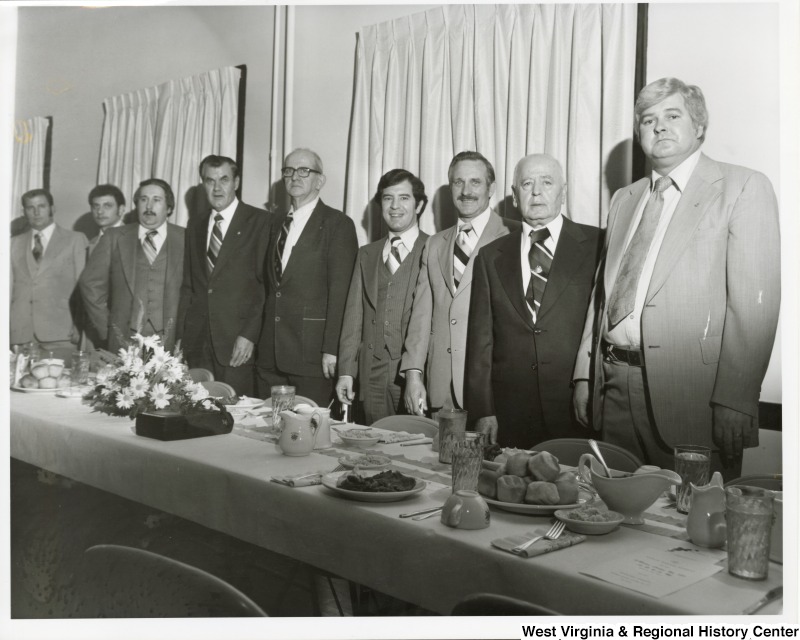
[98,67,240,227]
[12,116,50,216]
[345,4,638,244]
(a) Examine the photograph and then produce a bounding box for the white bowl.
[336,429,381,448]
[338,454,391,470]
[555,508,624,535]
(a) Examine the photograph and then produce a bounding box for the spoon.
[588,439,613,478]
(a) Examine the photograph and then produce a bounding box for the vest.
[132,239,168,335]
[374,251,415,360]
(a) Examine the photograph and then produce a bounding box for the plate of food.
[321,470,425,502]
[334,428,381,448]
[555,506,624,535]
[337,453,392,470]
[224,396,265,412]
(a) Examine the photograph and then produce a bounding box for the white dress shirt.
[206,198,239,249]
[458,206,492,240]
[520,214,563,323]
[605,148,702,348]
[281,197,319,272]
[138,222,168,254]
[31,222,56,253]
[382,225,420,263]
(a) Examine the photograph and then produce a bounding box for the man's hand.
[712,404,753,466]
[572,380,590,428]
[336,376,354,405]
[174,339,182,353]
[403,370,428,416]
[322,353,337,379]
[475,416,499,445]
[229,336,254,367]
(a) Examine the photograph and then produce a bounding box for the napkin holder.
[135,405,233,441]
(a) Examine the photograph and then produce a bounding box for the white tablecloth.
[9,392,784,616]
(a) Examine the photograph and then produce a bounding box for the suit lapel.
[454,212,503,299]
[24,231,38,275]
[538,218,588,322]
[604,180,649,297]
[36,226,65,275]
[165,224,183,285]
[496,232,534,330]
[402,231,428,313]
[282,202,325,285]
[362,242,381,309]
[119,225,139,292]
[438,226,458,297]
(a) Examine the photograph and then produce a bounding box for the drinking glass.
[70,350,91,387]
[725,485,774,580]
[674,444,711,514]
[271,385,296,433]
[451,431,485,492]
[437,408,468,464]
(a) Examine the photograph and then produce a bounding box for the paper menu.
[581,546,725,598]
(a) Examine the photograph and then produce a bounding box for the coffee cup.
[440,490,490,530]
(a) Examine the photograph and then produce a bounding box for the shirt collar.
[138,223,168,241]
[33,222,55,243]
[652,148,702,193]
[289,197,319,221]
[521,213,563,238]
[458,206,492,237]
[387,225,420,249]
[213,197,239,222]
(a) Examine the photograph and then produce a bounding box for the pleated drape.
[345,4,637,244]
[12,116,50,215]
[97,67,240,227]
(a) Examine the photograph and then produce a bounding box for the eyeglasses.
[281,167,321,179]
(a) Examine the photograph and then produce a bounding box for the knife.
[399,506,442,518]
[743,586,782,615]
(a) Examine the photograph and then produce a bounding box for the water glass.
[674,444,711,514]
[70,350,91,387]
[725,485,774,580]
[451,431,485,492]
[437,408,468,464]
[271,385,295,433]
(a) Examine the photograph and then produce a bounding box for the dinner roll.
[478,469,503,499]
[528,451,560,482]
[497,475,527,503]
[524,481,561,505]
[555,471,579,504]
[507,453,532,477]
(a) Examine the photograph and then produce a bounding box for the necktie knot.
[390,236,402,247]
[214,213,224,225]
[653,176,672,195]
[146,230,157,240]
[386,236,405,274]
[530,228,550,245]
[459,223,473,237]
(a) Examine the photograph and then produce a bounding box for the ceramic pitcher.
[295,405,332,449]
[277,410,319,456]
[685,471,726,548]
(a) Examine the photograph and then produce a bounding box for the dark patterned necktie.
[386,236,404,274]
[206,214,224,274]
[524,228,552,313]
[607,176,672,326]
[142,230,159,264]
[32,233,43,263]
[274,211,294,282]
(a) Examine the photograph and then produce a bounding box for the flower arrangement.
[85,334,218,419]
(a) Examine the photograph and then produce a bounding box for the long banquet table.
[9,392,785,616]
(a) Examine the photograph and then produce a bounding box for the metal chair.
[370,415,438,437]
[200,380,237,400]
[187,367,214,383]
[531,438,643,472]
[723,474,782,491]
[76,544,267,617]
[452,593,559,616]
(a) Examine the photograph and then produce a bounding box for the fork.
[511,520,566,554]
[331,464,346,472]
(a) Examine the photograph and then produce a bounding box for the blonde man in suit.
[10,189,88,360]
[573,77,780,477]
[336,169,430,424]
[80,179,184,353]
[401,151,520,415]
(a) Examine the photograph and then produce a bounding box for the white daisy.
[129,375,150,399]
[141,335,159,350]
[116,390,134,410]
[150,383,173,410]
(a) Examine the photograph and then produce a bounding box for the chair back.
[531,438,643,472]
[187,368,214,383]
[452,593,559,616]
[723,474,782,491]
[77,544,267,617]
[200,380,237,400]
[370,415,438,437]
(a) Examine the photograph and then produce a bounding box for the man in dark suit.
[465,154,602,448]
[336,169,430,424]
[88,184,126,256]
[80,179,184,353]
[256,148,358,406]
[177,155,271,396]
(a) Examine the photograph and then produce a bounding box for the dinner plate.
[338,454,392,470]
[483,489,591,515]
[554,508,624,535]
[11,384,60,394]
[321,472,425,502]
[224,397,265,411]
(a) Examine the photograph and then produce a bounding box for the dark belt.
[602,341,644,367]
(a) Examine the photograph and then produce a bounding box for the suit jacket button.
[275,316,280,322]
[368,343,373,349]
[531,364,537,371]
[447,347,451,354]
[534,329,542,335]
[450,319,457,325]
[372,319,376,324]
[276,292,281,298]
[208,289,213,294]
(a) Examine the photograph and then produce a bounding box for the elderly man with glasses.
[256,148,358,405]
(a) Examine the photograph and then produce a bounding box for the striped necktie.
[524,228,552,315]
[274,211,294,282]
[142,230,159,265]
[206,214,224,274]
[607,176,672,326]
[32,232,43,263]
[386,236,404,274]
[453,223,474,288]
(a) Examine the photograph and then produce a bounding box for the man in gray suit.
[401,151,519,415]
[336,169,430,424]
[80,179,184,353]
[573,78,780,476]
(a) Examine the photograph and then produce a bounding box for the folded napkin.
[270,472,323,487]
[491,529,586,558]
[380,431,427,444]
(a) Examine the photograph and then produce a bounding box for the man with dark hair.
[177,155,271,396]
[256,148,358,406]
[11,189,88,360]
[336,169,430,424]
[88,184,126,255]
[80,179,184,353]
[573,77,780,478]
[401,151,519,415]
[466,154,602,447]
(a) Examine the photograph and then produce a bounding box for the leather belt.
[602,341,644,367]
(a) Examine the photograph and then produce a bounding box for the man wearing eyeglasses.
[256,148,358,405]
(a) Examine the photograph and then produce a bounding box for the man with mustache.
[465,154,602,447]
[401,151,519,415]
[81,179,184,353]
[573,77,780,478]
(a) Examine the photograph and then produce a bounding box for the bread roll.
[31,363,50,380]
[507,453,532,477]
[524,481,561,505]
[477,469,502,499]
[555,471,579,504]
[497,475,527,503]
[528,451,560,482]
